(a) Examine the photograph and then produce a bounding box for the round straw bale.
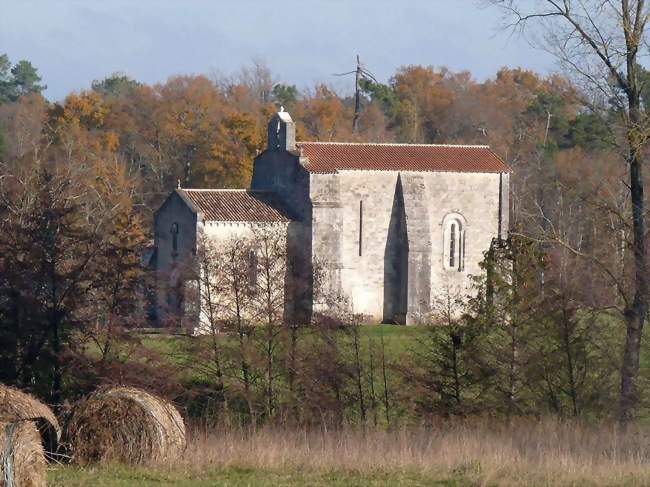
[0,420,47,487]
[0,384,61,458]
[65,386,186,465]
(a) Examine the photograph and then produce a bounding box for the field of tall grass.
[51,418,650,486]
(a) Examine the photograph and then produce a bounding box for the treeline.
[0,57,614,214]
[0,53,643,422]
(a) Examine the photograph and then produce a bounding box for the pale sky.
[0,0,555,101]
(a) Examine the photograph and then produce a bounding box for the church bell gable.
[267,109,296,151]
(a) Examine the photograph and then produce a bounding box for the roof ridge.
[297,141,491,149]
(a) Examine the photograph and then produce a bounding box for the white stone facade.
[313,170,509,322]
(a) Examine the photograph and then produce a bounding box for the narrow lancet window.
[450,222,456,268]
[247,248,258,295]
[359,200,363,256]
[443,214,466,272]
[171,222,179,258]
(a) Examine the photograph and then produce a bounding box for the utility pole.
[334,55,378,133]
[353,55,361,133]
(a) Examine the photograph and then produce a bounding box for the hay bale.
[65,386,186,465]
[0,420,47,487]
[0,385,61,458]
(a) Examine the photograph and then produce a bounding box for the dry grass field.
[50,418,650,486]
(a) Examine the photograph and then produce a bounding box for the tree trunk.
[379,330,391,424]
[352,324,366,423]
[50,310,62,406]
[561,309,579,417]
[367,336,378,426]
[620,88,648,422]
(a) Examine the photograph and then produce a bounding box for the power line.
[333,55,378,133]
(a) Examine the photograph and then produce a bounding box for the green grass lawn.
[139,324,422,358]
[361,324,423,353]
[48,465,463,487]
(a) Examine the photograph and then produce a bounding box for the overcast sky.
[0,0,555,101]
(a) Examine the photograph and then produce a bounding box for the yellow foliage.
[62,91,108,128]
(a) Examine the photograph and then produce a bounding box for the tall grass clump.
[164,418,650,486]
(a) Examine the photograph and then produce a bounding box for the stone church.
[154,110,510,328]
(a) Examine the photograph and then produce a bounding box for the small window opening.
[246,249,258,295]
[170,222,179,257]
[359,200,363,257]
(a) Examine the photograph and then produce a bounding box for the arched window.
[170,222,179,258]
[443,214,466,272]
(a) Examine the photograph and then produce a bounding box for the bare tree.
[185,233,227,414]
[488,0,650,421]
[249,225,289,419]
[379,329,392,424]
[350,312,367,424]
[197,234,258,419]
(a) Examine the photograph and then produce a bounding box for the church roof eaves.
[297,141,512,174]
[176,189,294,223]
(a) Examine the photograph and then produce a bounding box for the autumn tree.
[0,93,48,162]
[0,165,96,403]
[0,162,117,403]
[295,84,351,141]
[0,95,147,403]
[85,159,148,370]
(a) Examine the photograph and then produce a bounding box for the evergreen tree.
[406,287,482,417]
[0,54,46,103]
[11,60,46,99]
[91,73,140,97]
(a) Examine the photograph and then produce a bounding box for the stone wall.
[314,170,506,322]
[251,150,314,319]
[309,173,343,306]
[154,191,198,325]
[194,221,291,334]
[251,150,311,221]
[425,171,505,304]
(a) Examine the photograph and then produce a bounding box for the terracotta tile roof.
[177,189,293,222]
[297,142,511,174]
